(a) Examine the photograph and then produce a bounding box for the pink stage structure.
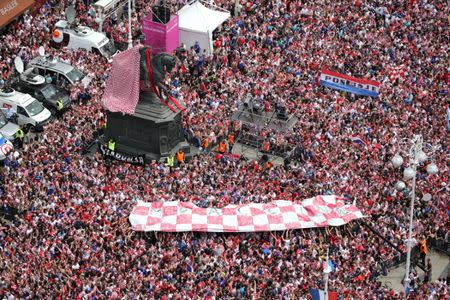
[141,14,179,54]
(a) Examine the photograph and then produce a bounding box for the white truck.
[51,20,117,59]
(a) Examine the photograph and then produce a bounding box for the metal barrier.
[428,238,450,255]
[380,238,449,273]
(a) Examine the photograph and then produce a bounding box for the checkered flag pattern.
[388,65,407,83]
[129,195,364,232]
[102,46,141,114]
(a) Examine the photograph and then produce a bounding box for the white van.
[51,20,117,59]
[0,87,52,130]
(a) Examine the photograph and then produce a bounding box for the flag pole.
[324,247,329,300]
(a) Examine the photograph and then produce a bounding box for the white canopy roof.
[178,0,230,33]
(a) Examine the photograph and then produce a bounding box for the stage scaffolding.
[231,104,298,161]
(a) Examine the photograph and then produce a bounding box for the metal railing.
[378,238,449,273]
[428,238,450,256]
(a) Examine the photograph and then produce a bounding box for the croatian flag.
[319,69,380,97]
[309,289,338,300]
[350,135,367,147]
[388,65,407,83]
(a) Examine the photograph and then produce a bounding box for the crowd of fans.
[0,0,449,298]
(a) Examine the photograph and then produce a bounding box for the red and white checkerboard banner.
[102,46,141,115]
[129,195,364,232]
[388,65,407,83]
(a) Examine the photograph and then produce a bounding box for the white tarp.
[177,0,230,54]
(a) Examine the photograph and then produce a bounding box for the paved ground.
[378,249,449,293]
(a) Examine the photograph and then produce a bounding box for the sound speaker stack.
[153,5,171,24]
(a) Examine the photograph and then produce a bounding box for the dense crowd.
[0,0,449,298]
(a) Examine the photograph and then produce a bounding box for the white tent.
[177,0,230,55]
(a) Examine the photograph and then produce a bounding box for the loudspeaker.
[277,111,288,120]
[276,105,288,120]
[153,5,170,24]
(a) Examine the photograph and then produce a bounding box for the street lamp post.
[403,154,417,293]
[234,0,240,16]
[391,134,439,294]
[127,0,133,49]
[323,247,332,299]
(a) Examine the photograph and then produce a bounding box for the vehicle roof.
[15,80,55,91]
[28,57,75,74]
[0,88,37,106]
[93,0,117,9]
[53,20,110,47]
[55,20,69,28]
[69,26,108,46]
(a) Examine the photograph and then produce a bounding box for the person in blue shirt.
[194,41,201,54]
